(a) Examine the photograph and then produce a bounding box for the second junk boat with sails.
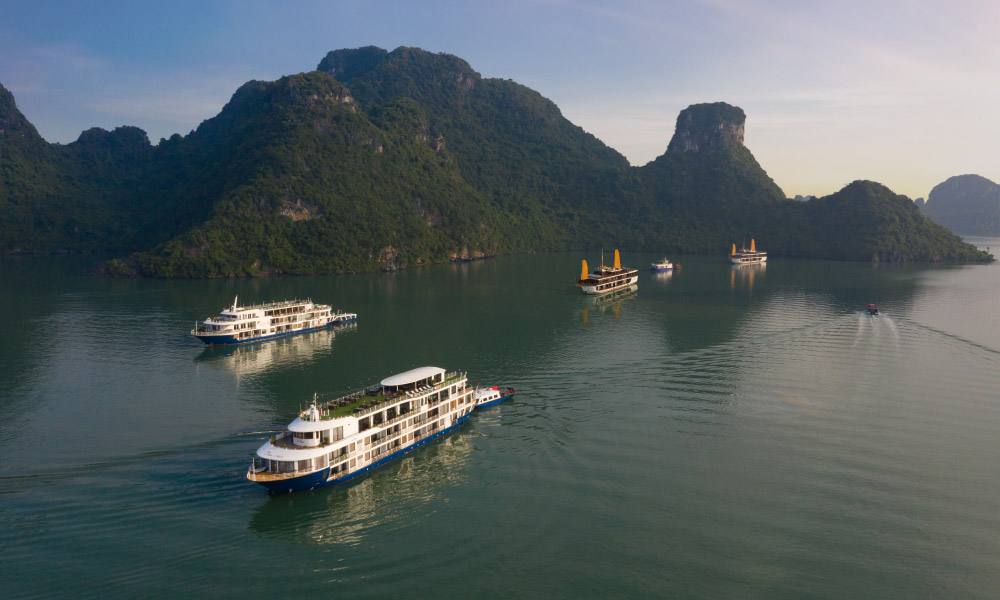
[576,249,639,295]
[730,239,767,265]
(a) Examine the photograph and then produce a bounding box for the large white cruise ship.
[730,239,768,265]
[247,366,511,494]
[191,297,356,346]
[576,249,639,295]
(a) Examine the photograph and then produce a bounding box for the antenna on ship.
[233,295,238,311]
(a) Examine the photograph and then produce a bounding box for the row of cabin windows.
[267,446,350,473]
[293,426,344,442]
[358,386,462,432]
[267,414,454,474]
[263,306,306,316]
[370,424,402,446]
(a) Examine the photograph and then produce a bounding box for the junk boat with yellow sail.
[729,239,767,265]
[246,366,513,494]
[576,249,639,295]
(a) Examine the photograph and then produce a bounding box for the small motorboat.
[651,258,674,272]
[474,386,515,409]
[865,304,879,316]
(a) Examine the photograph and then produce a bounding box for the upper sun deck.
[205,298,328,323]
[221,298,322,316]
[381,366,446,388]
[290,369,466,428]
[579,265,638,284]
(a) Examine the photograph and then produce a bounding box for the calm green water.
[2,244,999,599]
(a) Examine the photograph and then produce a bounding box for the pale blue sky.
[1,0,997,199]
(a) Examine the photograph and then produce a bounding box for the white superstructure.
[576,249,639,295]
[247,366,478,494]
[191,297,356,345]
[730,239,768,265]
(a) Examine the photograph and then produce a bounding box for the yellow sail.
[614,249,621,270]
[750,239,756,252]
[731,243,736,256]
[580,260,588,280]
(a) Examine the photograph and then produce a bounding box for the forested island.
[0,46,991,277]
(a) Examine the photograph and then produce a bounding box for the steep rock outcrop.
[0,83,41,139]
[667,102,745,153]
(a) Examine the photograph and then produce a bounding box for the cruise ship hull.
[196,317,356,346]
[578,274,639,295]
[255,413,471,494]
[730,255,767,265]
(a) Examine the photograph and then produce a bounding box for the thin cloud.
[88,75,245,132]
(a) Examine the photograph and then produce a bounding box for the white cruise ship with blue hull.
[247,367,513,494]
[192,297,356,346]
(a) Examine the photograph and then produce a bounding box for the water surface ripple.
[1,251,998,598]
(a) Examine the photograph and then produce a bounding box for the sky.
[1,0,997,199]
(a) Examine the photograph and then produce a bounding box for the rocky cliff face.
[667,102,745,152]
[921,174,1000,236]
[0,83,41,139]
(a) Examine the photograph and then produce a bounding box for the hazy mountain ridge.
[920,174,1000,236]
[0,47,992,275]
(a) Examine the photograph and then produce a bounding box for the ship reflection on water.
[195,323,356,377]
[651,269,674,283]
[730,262,765,294]
[582,283,637,326]
[247,432,474,545]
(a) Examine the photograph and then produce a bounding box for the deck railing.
[314,372,467,420]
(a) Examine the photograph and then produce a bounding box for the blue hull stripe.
[476,392,514,409]
[195,318,356,347]
[256,413,472,494]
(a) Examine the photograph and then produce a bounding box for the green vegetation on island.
[0,46,991,277]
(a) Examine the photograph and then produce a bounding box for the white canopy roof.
[381,366,445,387]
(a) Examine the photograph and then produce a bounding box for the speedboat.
[474,386,515,409]
[865,304,879,316]
[651,258,673,272]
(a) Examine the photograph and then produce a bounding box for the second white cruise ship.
[192,297,356,346]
